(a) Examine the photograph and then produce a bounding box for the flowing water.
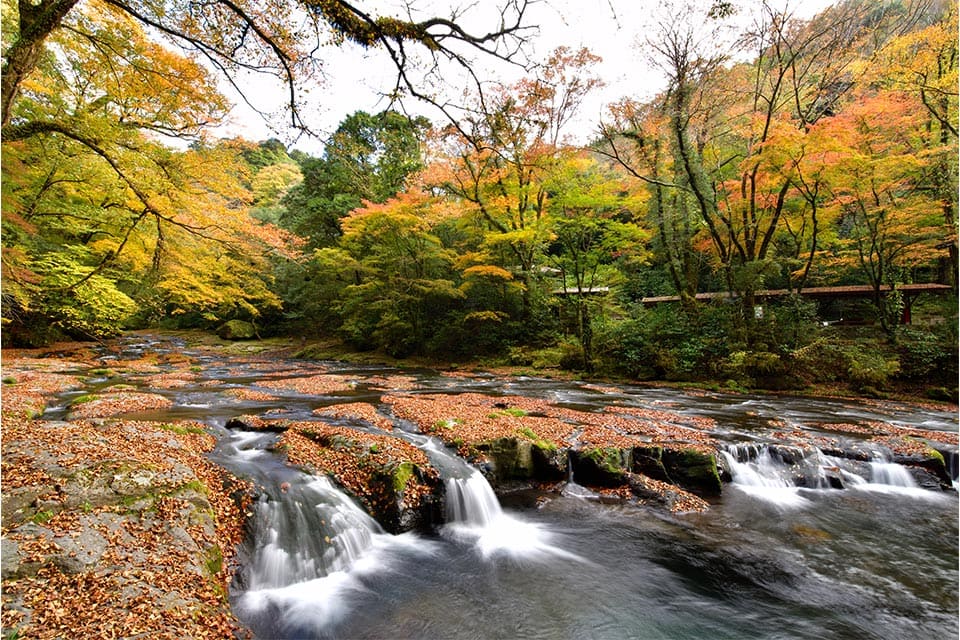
[45,334,959,639]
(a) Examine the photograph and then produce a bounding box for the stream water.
[46,334,958,639]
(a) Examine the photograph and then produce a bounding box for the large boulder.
[570,446,631,487]
[217,320,257,341]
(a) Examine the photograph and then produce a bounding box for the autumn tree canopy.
[1,0,956,393]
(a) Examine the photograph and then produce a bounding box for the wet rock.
[626,472,710,513]
[282,423,443,534]
[633,446,722,497]
[225,415,288,432]
[475,437,534,481]
[371,462,443,533]
[633,446,672,483]
[662,449,721,496]
[891,450,952,488]
[531,444,567,481]
[570,447,631,487]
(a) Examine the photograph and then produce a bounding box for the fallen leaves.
[258,374,357,395]
[2,348,250,639]
[67,392,174,419]
[312,402,395,431]
[280,422,438,522]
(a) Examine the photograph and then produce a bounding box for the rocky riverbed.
[2,333,956,639]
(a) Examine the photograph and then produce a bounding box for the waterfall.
[721,447,796,489]
[438,466,583,562]
[245,475,382,590]
[221,430,435,635]
[868,461,917,488]
[445,471,503,526]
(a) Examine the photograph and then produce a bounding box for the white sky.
[215,0,838,155]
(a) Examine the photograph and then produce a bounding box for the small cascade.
[344,429,585,562]
[217,429,435,636]
[721,446,797,489]
[855,456,948,498]
[868,461,917,488]
[561,450,599,499]
[443,467,581,560]
[720,443,875,507]
[244,475,382,591]
[721,442,953,505]
[445,471,503,526]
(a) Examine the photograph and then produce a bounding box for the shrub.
[846,351,900,391]
[894,326,958,385]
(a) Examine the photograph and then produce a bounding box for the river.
[47,334,959,639]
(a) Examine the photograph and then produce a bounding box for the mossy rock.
[475,437,535,482]
[369,462,442,533]
[892,447,952,488]
[216,320,257,341]
[570,447,631,487]
[531,443,567,481]
[661,448,722,497]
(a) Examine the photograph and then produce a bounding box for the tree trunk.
[2,0,81,127]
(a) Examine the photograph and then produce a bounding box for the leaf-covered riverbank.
[1,341,252,639]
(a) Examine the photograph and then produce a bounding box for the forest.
[2,0,958,399]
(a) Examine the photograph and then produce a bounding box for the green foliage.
[30,509,54,524]
[279,110,429,249]
[846,351,900,392]
[32,247,138,339]
[893,325,959,384]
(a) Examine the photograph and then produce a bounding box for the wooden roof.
[640,283,952,306]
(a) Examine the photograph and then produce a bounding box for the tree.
[545,151,647,370]
[2,0,535,132]
[280,110,430,248]
[4,0,530,340]
[434,46,602,321]
[601,0,932,329]
[863,2,958,289]
[0,3,303,339]
[335,189,462,356]
[601,98,706,307]
[818,90,945,331]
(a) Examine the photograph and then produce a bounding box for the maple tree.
[0,2,301,341]
[2,0,534,132]
[335,189,463,356]
[433,47,602,321]
[601,1,941,319]
[862,2,958,288]
[816,90,946,331]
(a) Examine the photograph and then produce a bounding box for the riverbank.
[1,339,251,639]
[191,331,956,410]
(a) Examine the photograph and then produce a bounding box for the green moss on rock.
[661,448,722,496]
